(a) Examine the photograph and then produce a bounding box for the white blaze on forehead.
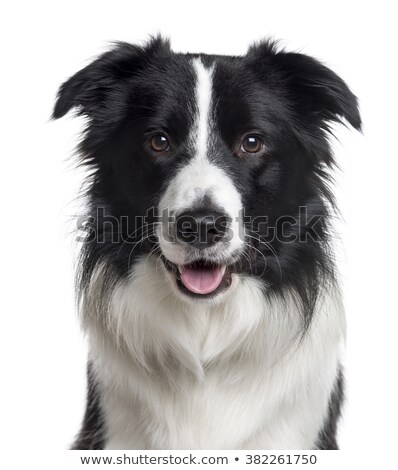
[157,57,244,266]
[192,58,213,160]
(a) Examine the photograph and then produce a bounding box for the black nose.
[175,210,229,248]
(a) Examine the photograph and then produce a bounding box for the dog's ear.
[52,36,170,119]
[247,41,362,132]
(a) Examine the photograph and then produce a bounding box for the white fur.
[157,59,243,266]
[82,258,346,449]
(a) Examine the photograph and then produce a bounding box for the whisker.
[245,231,283,280]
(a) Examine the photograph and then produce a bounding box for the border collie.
[53,36,361,449]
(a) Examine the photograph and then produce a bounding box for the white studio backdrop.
[1,0,397,462]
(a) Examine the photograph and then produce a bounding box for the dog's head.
[54,37,360,304]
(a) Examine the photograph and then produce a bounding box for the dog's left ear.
[52,36,170,120]
[247,41,362,132]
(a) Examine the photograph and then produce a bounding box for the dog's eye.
[150,134,169,152]
[241,135,264,154]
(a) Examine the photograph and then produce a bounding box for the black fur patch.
[71,363,105,450]
[316,369,344,450]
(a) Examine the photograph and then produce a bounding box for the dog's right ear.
[52,36,170,120]
[246,39,362,132]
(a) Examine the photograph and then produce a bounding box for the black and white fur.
[53,37,361,449]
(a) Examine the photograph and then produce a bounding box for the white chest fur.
[83,258,345,449]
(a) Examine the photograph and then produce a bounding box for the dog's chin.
[161,255,236,301]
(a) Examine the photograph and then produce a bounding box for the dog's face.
[54,37,360,304]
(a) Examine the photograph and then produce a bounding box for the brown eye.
[150,134,169,152]
[241,135,264,154]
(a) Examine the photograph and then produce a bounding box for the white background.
[1,0,397,464]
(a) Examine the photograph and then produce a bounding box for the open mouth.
[163,258,233,298]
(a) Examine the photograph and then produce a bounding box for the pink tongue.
[180,265,223,294]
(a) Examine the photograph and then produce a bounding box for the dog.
[53,36,361,449]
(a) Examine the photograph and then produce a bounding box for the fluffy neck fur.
[80,257,345,449]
